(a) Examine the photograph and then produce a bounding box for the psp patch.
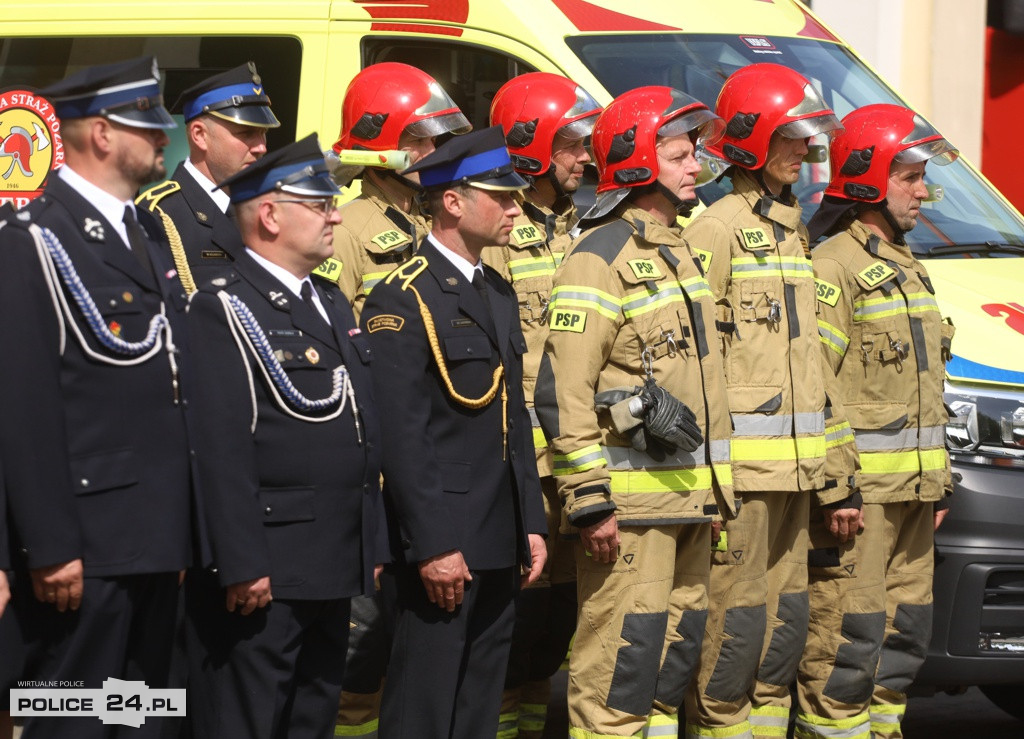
[691,247,713,272]
[738,227,772,251]
[626,259,662,280]
[549,309,586,333]
[370,229,411,251]
[857,261,896,288]
[313,257,343,281]
[510,223,543,246]
[365,314,404,333]
[815,278,842,307]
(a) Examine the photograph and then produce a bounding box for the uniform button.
[20,547,28,555]
[109,299,117,307]
[363,483,371,493]
[189,449,197,457]
[80,478,89,487]
[182,399,189,408]
[179,293,187,300]
[264,506,273,515]
[511,450,517,460]
[466,348,474,355]
[508,418,515,429]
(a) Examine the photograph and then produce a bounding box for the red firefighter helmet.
[825,103,958,203]
[489,72,602,176]
[333,62,471,154]
[709,63,841,170]
[592,86,723,195]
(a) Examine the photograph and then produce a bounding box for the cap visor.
[107,106,177,130]
[208,105,282,129]
[280,177,342,197]
[468,170,529,191]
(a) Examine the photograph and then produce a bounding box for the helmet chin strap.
[752,167,792,203]
[381,168,425,194]
[873,199,907,245]
[653,181,697,218]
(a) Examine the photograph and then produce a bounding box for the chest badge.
[83,217,105,241]
[738,227,771,251]
[305,347,320,365]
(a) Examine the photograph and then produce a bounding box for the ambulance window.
[362,39,537,130]
[0,35,302,165]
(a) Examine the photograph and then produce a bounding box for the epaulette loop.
[385,255,429,290]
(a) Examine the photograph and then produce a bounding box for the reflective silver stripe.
[604,444,706,470]
[906,294,938,311]
[853,296,902,320]
[853,425,946,452]
[621,282,686,318]
[550,286,621,316]
[710,439,731,463]
[527,406,542,428]
[794,719,871,739]
[731,412,825,437]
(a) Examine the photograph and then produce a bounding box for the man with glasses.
[138,62,280,293]
[0,56,192,739]
[183,135,385,739]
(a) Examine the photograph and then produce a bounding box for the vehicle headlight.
[1001,406,1024,448]
[947,399,980,450]
[945,384,1024,467]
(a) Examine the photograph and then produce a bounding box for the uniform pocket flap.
[71,448,138,495]
[728,384,783,414]
[439,459,471,493]
[443,334,493,361]
[845,402,908,431]
[349,333,373,365]
[510,331,527,356]
[258,486,316,524]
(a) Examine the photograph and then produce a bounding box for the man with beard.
[486,71,602,739]
[0,56,192,739]
[796,104,957,739]
[138,62,280,292]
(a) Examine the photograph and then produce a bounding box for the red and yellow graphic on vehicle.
[0,89,63,208]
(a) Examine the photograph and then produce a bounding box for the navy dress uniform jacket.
[361,238,546,571]
[140,162,246,287]
[186,255,386,599]
[0,175,192,576]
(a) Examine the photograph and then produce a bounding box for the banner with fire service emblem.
[0,88,64,209]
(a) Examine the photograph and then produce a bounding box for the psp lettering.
[550,309,586,333]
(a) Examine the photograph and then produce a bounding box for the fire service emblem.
[0,89,64,209]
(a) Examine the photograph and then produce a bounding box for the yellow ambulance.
[3,0,1023,711]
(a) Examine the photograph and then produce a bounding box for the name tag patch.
[371,229,411,250]
[313,257,343,280]
[815,278,842,307]
[366,314,405,333]
[511,224,543,246]
[201,250,229,260]
[549,309,587,333]
[857,261,896,288]
[738,227,771,251]
[627,259,662,280]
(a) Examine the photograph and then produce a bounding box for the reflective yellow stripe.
[622,283,687,319]
[519,702,546,731]
[532,426,547,450]
[550,285,621,321]
[730,435,827,462]
[825,420,854,449]
[794,710,871,739]
[858,447,946,475]
[680,274,714,300]
[570,728,643,739]
[712,462,733,486]
[609,466,713,494]
[553,444,606,475]
[731,255,813,280]
[496,710,518,739]
[362,269,395,294]
[334,718,378,737]
[684,719,753,738]
[645,712,678,736]
[817,318,849,357]
[508,255,557,281]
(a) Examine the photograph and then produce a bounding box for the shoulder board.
[136,180,181,212]
[312,256,343,283]
[571,219,634,266]
[384,254,429,291]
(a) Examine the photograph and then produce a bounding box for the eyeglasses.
[273,198,338,217]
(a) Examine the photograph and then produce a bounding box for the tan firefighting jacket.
[328,178,430,318]
[684,169,857,503]
[812,219,953,503]
[481,195,574,477]
[535,205,737,527]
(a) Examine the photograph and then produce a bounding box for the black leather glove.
[638,383,703,453]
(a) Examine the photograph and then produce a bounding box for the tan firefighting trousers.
[795,500,934,739]
[499,477,577,739]
[685,492,810,739]
[571,523,712,738]
[794,503,886,739]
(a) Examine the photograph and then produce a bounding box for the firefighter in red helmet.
[328,62,470,317]
[683,63,859,739]
[534,86,736,739]
[486,71,601,739]
[796,103,957,739]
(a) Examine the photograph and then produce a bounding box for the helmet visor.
[658,108,726,148]
[564,85,603,121]
[405,110,472,138]
[777,112,843,140]
[558,112,599,141]
[894,115,958,164]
